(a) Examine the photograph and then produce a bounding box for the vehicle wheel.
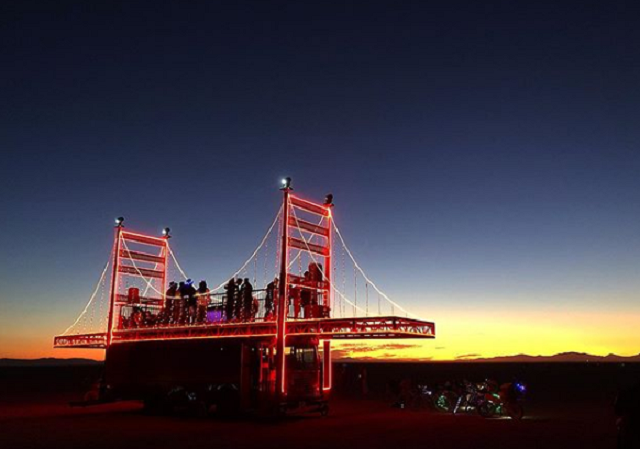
[478,402,495,418]
[434,392,455,413]
[507,403,523,420]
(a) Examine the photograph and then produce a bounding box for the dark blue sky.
[1,1,639,358]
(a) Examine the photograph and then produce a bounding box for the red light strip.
[288,237,330,256]
[323,340,331,391]
[111,334,278,344]
[121,231,167,246]
[119,249,166,264]
[287,216,330,237]
[289,195,330,217]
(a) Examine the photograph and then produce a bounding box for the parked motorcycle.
[427,380,464,413]
[477,382,526,420]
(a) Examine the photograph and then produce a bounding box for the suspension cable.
[210,205,283,292]
[290,207,366,314]
[168,244,189,280]
[61,260,110,335]
[332,220,423,319]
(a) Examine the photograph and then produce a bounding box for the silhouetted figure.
[233,278,243,321]
[196,280,210,324]
[265,278,277,319]
[252,297,259,322]
[289,286,301,318]
[308,263,322,317]
[184,279,197,324]
[224,278,236,322]
[175,281,186,324]
[164,281,178,324]
[241,278,253,321]
[615,381,640,448]
[131,307,143,328]
[300,271,311,318]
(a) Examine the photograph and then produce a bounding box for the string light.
[332,220,424,320]
[168,244,189,280]
[290,206,366,315]
[209,206,283,292]
[61,260,110,336]
[60,191,427,343]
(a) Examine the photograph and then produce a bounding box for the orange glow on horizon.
[3,304,638,362]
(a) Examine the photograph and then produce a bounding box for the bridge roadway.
[53,316,435,349]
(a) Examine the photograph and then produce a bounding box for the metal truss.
[54,316,434,349]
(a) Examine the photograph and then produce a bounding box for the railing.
[54,333,108,348]
[115,288,331,331]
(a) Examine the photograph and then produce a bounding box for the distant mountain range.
[455,352,640,363]
[2,352,640,366]
[0,358,102,367]
[332,351,640,363]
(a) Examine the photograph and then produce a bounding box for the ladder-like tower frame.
[275,183,334,401]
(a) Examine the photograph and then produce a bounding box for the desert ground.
[1,362,635,449]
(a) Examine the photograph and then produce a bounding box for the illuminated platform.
[54,316,435,349]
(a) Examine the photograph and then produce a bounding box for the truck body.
[105,336,329,414]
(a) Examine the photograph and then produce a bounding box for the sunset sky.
[1,1,639,361]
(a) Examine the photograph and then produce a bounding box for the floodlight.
[281,177,292,189]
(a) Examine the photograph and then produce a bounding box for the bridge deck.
[54,316,435,348]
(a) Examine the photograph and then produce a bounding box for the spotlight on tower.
[162,227,171,238]
[281,177,292,190]
[115,216,125,227]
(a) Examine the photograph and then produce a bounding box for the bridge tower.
[106,220,169,346]
[275,178,334,402]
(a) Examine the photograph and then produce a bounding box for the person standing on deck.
[224,278,236,322]
[175,281,186,324]
[241,278,253,321]
[164,281,178,324]
[196,280,209,324]
[184,279,197,324]
[233,278,243,321]
[265,278,277,320]
[300,271,311,319]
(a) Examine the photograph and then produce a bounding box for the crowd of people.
[155,277,261,326]
[121,264,330,329]
[161,279,211,325]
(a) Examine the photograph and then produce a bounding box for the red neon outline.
[281,335,287,394]
[121,231,167,245]
[106,228,122,347]
[288,194,328,210]
[323,340,331,391]
[110,334,278,344]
